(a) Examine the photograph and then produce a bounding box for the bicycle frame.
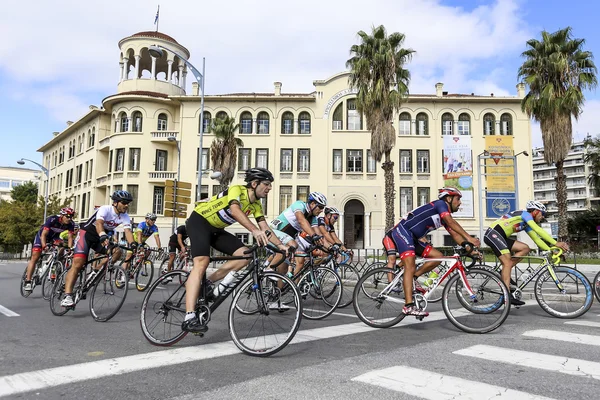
[494,253,566,293]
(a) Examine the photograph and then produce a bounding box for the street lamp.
[149,44,207,202]
[167,136,181,232]
[17,158,49,222]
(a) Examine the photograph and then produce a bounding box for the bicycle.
[353,245,510,334]
[482,247,593,318]
[119,243,163,291]
[20,243,67,300]
[159,247,192,284]
[312,245,360,308]
[49,243,130,322]
[140,242,302,357]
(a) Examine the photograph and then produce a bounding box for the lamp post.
[17,158,49,222]
[148,44,206,202]
[167,136,181,232]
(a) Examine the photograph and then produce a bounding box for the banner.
[484,136,515,192]
[443,135,473,218]
[486,192,516,218]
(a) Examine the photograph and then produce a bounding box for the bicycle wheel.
[297,267,342,320]
[332,263,360,308]
[89,266,128,322]
[140,270,189,346]
[363,261,388,275]
[42,260,63,301]
[442,268,510,334]
[353,267,406,328]
[535,266,593,319]
[135,260,155,292]
[49,270,70,316]
[20,266,33,298]
[229,271,302,357]
[594,270,600,303]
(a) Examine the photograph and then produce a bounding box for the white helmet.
[525,200,546,213]
[145,212,157,220]
[308,191,327,207]
[324,206,340,215]
[438,187,462,200]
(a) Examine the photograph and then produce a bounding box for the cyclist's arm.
[257,220,285,247]
[135,230,142,244]
[40,228,50,249]
[230,202,260,233]
[153,232,161,248]
[318,225,336,243]
[525,221,556,247]
[442,214,480,247]
[294,210,315,236]
[67,232,74,248]
[124,228,135,245]
[177,234,186,252]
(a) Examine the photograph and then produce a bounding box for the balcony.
[98,136,110,150]
[148,171,177,181]
[96,174,109,187]
[151,131,179,143]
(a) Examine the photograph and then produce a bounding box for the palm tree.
[584,135,600,198]
[209,115,244,192]
[518,27,597,240]
[346,25,414,230]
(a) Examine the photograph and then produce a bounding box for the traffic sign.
[165,202,188,211]
[165,180,192,189]
[164,209,187,218]
[165,186,192,198]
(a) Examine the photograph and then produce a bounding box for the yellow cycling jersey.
[193,185,264,229]
[59,230,70,241]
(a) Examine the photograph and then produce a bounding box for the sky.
[1,0,599,168]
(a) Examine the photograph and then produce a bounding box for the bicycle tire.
[89,265,128,322]
[442,268,510,334]
[363,261,388,275]
[297,267,342,320]
[332,263,360,308]
[352,267,406,328]
[135,260,155,292]
[140,270,189,346]
[535,266,593,319]
[42,260,63,301]
[229,271,302,357]
[594,269,600,303]
[20,266,33,298]
[49,270,70,316]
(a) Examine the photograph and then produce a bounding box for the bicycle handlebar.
[546,246,564,264]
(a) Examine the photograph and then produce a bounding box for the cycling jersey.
[32,215,74,251]
[59,230,70,241]
[81,205,131,236]
[193,185,264,229]
[169,225,188,244]
[317,216,335,233]
[399,200,450,238]
[135,221,159,242]
[488,210,556,251]
[270,201,318,236]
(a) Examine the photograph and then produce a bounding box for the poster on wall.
[443,135,473,218]
[484,136,517,217]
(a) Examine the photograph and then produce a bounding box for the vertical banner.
[443,135,473,218]
[485,136,516,217]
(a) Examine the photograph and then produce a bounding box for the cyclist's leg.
[62,232,93,305]
[25,234,44,282]
[166,242,177,272]
[382,234,398,283]
[207,231,250,282]
[413,243,442,278]
[484,227,514,288]
[269,230,295,275]
[509,240,530,268]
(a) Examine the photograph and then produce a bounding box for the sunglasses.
[64,215,73,219]
[331,214,339,219]
[120,201,131,205]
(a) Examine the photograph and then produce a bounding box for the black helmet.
[244,167,274,183]
[111,190,134,203]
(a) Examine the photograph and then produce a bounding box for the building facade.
[0,166,40,201]
[38,31,534,248]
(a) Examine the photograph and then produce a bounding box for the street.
[1,261,600,400]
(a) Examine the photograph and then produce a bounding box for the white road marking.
[522,329,600,346]
[303,308,358,318]
[352,365,556,400]
[0,305,19,317]
[455,345,600,380]
[564,320,600,328]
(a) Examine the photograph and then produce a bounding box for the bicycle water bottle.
[213,271,241,297]
[423,270,439,287]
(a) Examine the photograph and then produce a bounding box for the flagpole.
[155,5,160,32]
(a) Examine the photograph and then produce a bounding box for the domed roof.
[129,31,179,45]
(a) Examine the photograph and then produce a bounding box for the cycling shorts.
[73,231,108,260]
[383,225,433,259]
[483,226,515,257]
[187,211,245,258]
[272,230,311,255]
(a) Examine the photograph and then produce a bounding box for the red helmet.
[438,187,462,200]
[60,207,75,216]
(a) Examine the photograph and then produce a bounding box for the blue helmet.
[308,191,327,207]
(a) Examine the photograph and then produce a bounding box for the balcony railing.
[148,171,177,180]
[151,131,179,142]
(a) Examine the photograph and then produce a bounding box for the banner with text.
[443,135,473,218]
[484,136,516,217]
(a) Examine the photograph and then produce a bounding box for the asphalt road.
[1,261,600,400]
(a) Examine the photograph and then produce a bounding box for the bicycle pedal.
[192,332,204,337]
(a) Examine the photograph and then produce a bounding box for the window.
[367,150,376,173]
[399,112,411,135]
[196,148,209,171]
[457,113,470,135]
[332,103,343,130]
[213,186,221,196]
[260,196,268,216]
[78,136,83,153]
[257,112,269,134]
[298,149,310,172]
[155,150,168,171]
[299,112,311,134]
[333,149,343,172]
[347,99,362,130]
[281,112,294,134]
[153,187,164,214]
[442,113,453,135]
[501,113,512,135]
[129,148,141,171]
[127,185,138,214]
[347,150,363,172]
[88,160,93,180]
[400,150,412,173]
[108,150,113,172]
[0,180,9,188]
[81,193,87,219]
[195,185,209,201]
[119,112,129,132]
[400,187,413,216]
[115,148,125,172]
[157,113,168,131]
[114,116,118,133]
[202,111,211,133]
[236,233,250,245]
[89,127,95,147]
[417,187,430,206]
[417,150,430,173]
[297,186,310,203]
[77,164,83,184]
[256,149,268,169]
[240,111,252,134]
[59,147,64,164]
[216,111,227,121]
[132,111,143,132]
[280,149,293,172]
[279,186,293,213]
[238,148,251,170]
[483,113,495,135]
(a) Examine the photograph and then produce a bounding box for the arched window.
[157,113,168,131]
[119,111,129,132]
[501,113,512,135]
[483,113,495,135]
[216,111,228,121]
[113,114,118,132]
[132,111,143,132]
[281,111,294,134]
[78,135,83,153]
[89,127,95,147]
[299,112,311,134]
[416,113,428,135]
[257,111,269,134]
[457,113,470,135]
[442,113,453,135]
[240,111,252,134]
[399,112,411,135]
[347,99,362,130]
[201,111,211,133]
[332,103,343,130]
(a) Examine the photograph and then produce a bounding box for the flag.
[154,6,160,25]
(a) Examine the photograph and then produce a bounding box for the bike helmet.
[145,212,157,220]
[111,190,134,203]
[526,200,546,213]
[244,167,274,183]
[438,187,462,200]
[324,206,340,215]
[73,223,80,229]
[60,207,75,216]
[308,191,327,207]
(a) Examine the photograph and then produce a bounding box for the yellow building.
[38,31,533,248]
[0,167,41,201]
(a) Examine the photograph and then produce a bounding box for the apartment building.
[0,166,40,201]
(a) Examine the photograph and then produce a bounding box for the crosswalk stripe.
[564,320,600,328]
[303,308,358,318]
[352,365,556,400]
[454,345,600,380]
[0,305,19,317]
[522,329,600,346]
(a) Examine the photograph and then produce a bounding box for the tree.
[10,181,38,203]
[518,27,597,240]
[584,135,600,197]
[346,25,415,230]
[209,115,244,192]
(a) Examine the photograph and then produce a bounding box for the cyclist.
[23,207,76,292]
[182,168,289,333]
[484,200,569,305]
[164,224,188,276]
[123,213,162,273]
[317,206,352,261]
[383,187,480,317]
[61,190,138,307]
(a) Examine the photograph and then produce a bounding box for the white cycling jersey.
[81,205,131,235]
